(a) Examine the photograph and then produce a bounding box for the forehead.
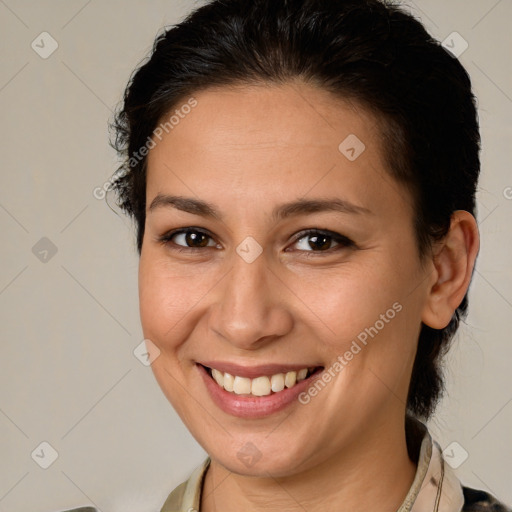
[145,82,410,220]
[150,82,382,157]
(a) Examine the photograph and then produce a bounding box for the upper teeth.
[210,367,312,396]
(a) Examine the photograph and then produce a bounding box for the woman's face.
[139,82,435,476]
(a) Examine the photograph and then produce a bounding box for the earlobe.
[421,210,480,330]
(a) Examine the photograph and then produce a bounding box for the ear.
[421,210,480,329]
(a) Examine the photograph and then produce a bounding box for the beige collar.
[160,421,464,512]
[400,424,464,512]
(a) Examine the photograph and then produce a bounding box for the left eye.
[289,229,354,252]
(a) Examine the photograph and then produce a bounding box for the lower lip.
[197,363,323,419]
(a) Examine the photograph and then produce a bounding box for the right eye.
[157,228,220,252]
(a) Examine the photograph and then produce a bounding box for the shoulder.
[463,486,512,512]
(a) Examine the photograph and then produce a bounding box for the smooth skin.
[139,81,479,512]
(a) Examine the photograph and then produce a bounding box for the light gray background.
[0,1,511,511]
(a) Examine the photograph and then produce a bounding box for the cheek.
[138,254,191,344]
[295,250,423,380]
[299,264,421,406]
[138,250,223,355]
[293,261,404,345]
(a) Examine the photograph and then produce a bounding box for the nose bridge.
[208,248,291,348]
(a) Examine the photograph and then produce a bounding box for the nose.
[207,249,293,350]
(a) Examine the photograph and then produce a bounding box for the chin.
[204,437,316,478]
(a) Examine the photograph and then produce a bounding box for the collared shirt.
[159,419,511,512]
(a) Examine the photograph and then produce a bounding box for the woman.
[105,0,510,511]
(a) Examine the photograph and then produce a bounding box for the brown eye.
[183,231,210,248]
[290,229,354,253]
[159,228,218,250]
[305,234,332,251]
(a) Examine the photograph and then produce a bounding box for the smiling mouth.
[201,364,324,397]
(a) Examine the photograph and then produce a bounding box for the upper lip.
[198,361,322,379]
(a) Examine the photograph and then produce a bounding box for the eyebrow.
[148,194,373,220]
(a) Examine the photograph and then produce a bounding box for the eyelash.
[157,227,355,256]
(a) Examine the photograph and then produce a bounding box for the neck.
[201,415,418,512]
